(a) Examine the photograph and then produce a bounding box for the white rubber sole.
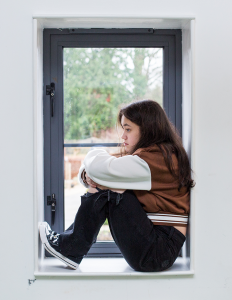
[39,222,79,270]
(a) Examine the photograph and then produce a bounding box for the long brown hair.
[118,100,195,191]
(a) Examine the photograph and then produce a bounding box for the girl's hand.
[85,174,97,188]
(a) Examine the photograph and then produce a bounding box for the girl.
[39,100,194,272]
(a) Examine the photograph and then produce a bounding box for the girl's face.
[120,115,141,153]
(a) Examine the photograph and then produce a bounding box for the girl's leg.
[107,190,186,272]
[58,189,110,263]
[62,188,99,232]
[40,189,110,268]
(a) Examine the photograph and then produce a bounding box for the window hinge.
[46,83,55,117]
[47,193,56,225]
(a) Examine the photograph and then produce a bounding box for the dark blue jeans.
[59,189,186,272]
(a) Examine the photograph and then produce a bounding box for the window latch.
[47,193,56,225]
[46,83,55,117]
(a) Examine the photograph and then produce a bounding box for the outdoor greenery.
[63,48,163,141]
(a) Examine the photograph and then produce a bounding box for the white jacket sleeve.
[79,149,151,190]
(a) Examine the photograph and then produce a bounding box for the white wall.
[0,1,232,299]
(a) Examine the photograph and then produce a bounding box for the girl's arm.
[78,149,151,190]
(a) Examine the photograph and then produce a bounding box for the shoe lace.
[48,230,60,243]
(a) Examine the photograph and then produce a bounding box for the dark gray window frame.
[43,28,182,257]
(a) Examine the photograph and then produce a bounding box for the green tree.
[63,48,162,141]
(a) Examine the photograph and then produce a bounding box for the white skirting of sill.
[34,257,193,277]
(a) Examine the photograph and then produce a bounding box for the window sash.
[43,28,182,256]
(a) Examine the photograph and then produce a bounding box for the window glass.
[63,48,163,239]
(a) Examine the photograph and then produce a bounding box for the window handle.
[46,83,55,117]
[47,193,56,225]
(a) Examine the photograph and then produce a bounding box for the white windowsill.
[34,257,193,277]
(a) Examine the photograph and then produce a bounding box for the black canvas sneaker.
[39,222,79,270]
